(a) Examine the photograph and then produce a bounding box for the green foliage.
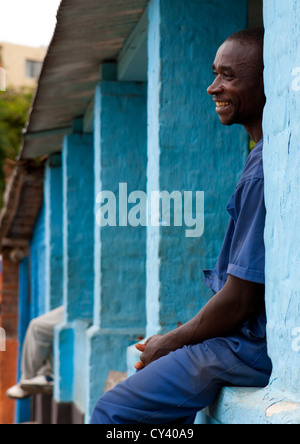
[0,87,33,207]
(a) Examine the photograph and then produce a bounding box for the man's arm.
[135,275,265,369]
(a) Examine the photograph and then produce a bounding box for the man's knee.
[28,317,42,333]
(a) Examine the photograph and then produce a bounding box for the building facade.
[0,0,300,424]
[0,42,46,89]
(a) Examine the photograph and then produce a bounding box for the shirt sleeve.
[226,177,266,284]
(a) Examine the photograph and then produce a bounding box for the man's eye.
[212,71,233,80]
[223,73,233,80]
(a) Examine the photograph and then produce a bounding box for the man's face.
[207,39,265,127]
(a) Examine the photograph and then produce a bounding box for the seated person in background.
[6,306,63,399]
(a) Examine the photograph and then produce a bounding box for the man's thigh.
[91,340,262,424]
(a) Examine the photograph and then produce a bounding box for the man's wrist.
[164,327,190,351]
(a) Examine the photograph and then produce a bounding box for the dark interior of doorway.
[248,0,263,28]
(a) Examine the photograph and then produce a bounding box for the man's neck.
[243,116,263,144]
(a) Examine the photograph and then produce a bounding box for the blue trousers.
[91,334,272,424]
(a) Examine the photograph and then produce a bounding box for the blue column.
[15,257,31,423]
[86,80,147,422]
[54,324,74,402]
[54,132,94,404]
[146,0,248,337]
[44,154,63,312]
[29,202,46,318]
[264,0,300,403]
[62,134,94,322]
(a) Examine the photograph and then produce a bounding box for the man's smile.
[215,100,232,115]
[216,101,231,108]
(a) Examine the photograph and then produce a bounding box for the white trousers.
[20,306,64,381]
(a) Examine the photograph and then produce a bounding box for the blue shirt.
[203,138,267,338]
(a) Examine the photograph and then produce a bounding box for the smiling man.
[208,28,266,142]
[91,27,272,425]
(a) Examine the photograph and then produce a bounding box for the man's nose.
[207,77,223,96]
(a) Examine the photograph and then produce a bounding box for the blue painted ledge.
[205,386,300,424]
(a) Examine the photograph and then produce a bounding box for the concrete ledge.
[205,386,300,424]
[127,343,142,377]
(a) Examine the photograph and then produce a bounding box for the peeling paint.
[266,402,300,418]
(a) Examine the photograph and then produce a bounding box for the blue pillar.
[54,324,74,402]
[54,132,94,405]
[44,154,63,312]
[146,0,248,338]
[29,202,46,318]
[62,134,94,322]
[86,80,147,422]
[263,0,300,409]
[15,257,31,423]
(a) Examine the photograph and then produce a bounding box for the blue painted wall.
[263,0,300,399]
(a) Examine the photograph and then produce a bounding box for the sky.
[0,0,62,47]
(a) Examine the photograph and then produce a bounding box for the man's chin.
[218,117,235,126]
[216,109,236,126]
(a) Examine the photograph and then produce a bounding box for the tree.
[0,87,33,207]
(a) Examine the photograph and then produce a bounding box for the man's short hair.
[226,27,264,71]
[227,27,264,43]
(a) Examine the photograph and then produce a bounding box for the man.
[6,306,63,399]
[91,27,272,424]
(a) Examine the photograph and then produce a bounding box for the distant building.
[0,42,47,89]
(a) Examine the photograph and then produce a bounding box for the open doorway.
[248,0,263,28]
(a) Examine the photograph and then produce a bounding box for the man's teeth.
[216,102,230,107]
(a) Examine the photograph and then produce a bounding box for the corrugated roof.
[19,0,148,159]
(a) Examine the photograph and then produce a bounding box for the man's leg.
[21,306,64,381]
[91,337,271,424]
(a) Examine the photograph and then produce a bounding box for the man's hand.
[134,275,265,371]
[134,335,174,370]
